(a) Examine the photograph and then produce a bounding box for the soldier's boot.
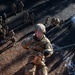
[10,37,16,43]
[51,17,56,25]
[44,16,50,26]
[8,29,15,36]
[55,18,60,26]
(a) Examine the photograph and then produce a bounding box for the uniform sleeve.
[21,35,33,49]
[45,38,53,54]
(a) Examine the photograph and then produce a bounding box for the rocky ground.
[0,0,75,75]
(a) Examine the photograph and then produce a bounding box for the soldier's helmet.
[0,25,2,29]
[35,23,46,33]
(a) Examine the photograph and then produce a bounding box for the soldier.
[50,17,57,27]
[44,16,50,26]
[18,1,24,12]
[21,23,53,75]
[30,13,35,25]
[54,18,60,27]
[12,3,17,15]
[24,11,29,24]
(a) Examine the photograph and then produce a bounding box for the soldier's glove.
[43,49,53,57]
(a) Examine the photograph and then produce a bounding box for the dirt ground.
[0,0,75,75]
[0,25,68,75]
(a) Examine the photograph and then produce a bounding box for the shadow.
[48,48,75,74]
[48,57,63,73]
[61,68,68,75]
[46,54,56,66]
[13,66,25,75]
[57,24,75,46]
[13,53,57,75]
[0,0,75,33]
[52,25,72,43]
[29,0,75,24]
[0,42,14,54]
[47,0,75,16]
[16,31,34,43]
[46,21,67,40]
[12,48,75,75]
[0,51,30,73]
[25,0,40,9]
[7,0,75,33]
[14,22,33,33]
[0,0,15,4]
[0,0,15,16]
[1,0,75,75]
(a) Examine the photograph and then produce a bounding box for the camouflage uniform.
[22,23,53,75]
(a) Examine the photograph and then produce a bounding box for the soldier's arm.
[21,36,32,49]
[44,39,53,57]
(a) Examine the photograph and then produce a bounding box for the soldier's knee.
[39,66,48,75]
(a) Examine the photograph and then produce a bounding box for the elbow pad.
[43,49,53,56]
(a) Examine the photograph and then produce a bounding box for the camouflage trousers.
[24,62,48,75]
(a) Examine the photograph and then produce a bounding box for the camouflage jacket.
[22,34,53,53]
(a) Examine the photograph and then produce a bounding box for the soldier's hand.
[29,45,36,51]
